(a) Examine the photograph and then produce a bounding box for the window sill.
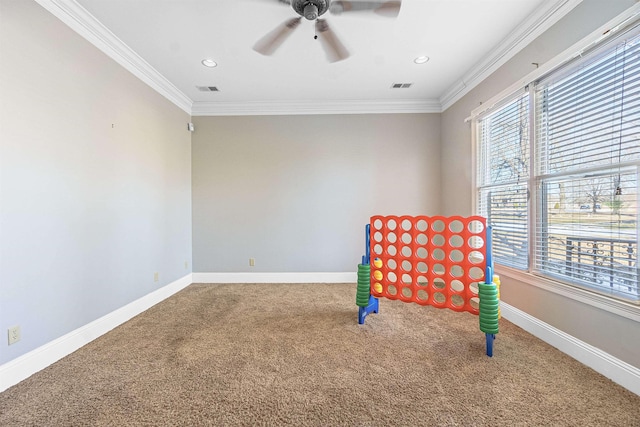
[495,264,640,323]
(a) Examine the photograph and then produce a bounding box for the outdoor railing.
[558,236,638,295]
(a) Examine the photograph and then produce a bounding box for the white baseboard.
[192,272,356,283]
[0,274,193,393]
[500,301,640,396]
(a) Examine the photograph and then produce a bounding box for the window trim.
[497,264,640,322]
[472,4,640,312]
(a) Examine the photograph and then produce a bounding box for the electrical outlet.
[249,258,255,267]
[8,326,20,345]
[154,272,159,282]
[184,261,189,269]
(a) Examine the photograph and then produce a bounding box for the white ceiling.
[39,0,582,115]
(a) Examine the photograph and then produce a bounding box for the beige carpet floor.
[0,283,639,426]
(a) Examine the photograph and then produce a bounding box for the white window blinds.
[477,93,530,270]
[534,30,640,301]
[536,35,640,175]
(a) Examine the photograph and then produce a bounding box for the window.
[477,93,530,270]
[475,24,640,303]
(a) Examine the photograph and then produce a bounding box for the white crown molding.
[33,0,193,114]
[191,99,442,116]
[0,274,192,392]
[35,0,582,116]
[470,2,640,120]
[33,0,439,117]
[439,0,583,111]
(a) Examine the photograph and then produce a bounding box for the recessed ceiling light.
[201,59,217,68]
[414,56,429,64]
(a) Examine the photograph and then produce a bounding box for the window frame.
[471,6,640,310]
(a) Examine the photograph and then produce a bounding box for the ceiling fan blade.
[329,1,401,17]
[315,19,349,63]
[253,17,302,56]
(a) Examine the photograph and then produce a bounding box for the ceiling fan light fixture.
[414,56,429,64]
[303,3,319,20]
[292,0,328,20]
[201,59,217,68]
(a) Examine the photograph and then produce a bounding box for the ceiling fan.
[253,0,402,62]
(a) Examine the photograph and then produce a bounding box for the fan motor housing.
[292,0,329,20]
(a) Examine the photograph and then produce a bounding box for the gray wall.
[440,0,640,368]
[0,1,192,364]
[192,114,441,273]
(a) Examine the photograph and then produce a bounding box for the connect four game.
[370,215,487,313]
[356,215,501,356]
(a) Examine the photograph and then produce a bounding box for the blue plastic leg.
[485,333,495,357]
[358,295,379,324]
[358,307,366,324]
